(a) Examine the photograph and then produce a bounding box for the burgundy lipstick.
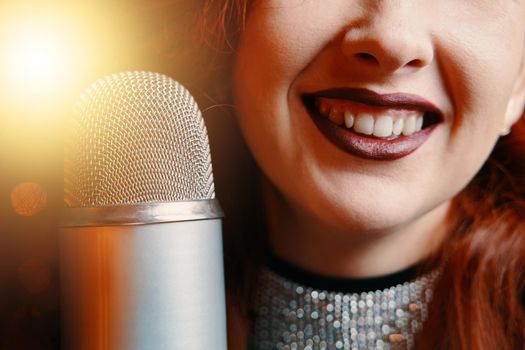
[303,88,443,161]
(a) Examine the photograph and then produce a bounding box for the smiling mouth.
[302,88,444,160]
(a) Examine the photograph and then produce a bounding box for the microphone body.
[60,71,228,349]
[61,201,226,350]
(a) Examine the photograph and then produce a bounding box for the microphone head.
[64,71,215,207]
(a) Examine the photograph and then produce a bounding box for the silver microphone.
[60,71,227,350]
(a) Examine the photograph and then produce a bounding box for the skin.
[233,0,525,279]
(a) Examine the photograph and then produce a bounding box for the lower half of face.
[233,1,525,233]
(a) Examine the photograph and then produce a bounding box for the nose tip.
[341,21,434,74]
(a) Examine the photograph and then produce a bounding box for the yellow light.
[0,1,147,115]
[9,32,66,83]
[2,17,72,95]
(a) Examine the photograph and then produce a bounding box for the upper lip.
[303,87,443,119]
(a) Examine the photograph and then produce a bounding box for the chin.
[303,188,428,235]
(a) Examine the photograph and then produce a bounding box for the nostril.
[355,52,379,65]
[407,59,425,68]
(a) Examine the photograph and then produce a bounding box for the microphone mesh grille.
[64,71,215,207]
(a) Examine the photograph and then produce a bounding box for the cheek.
[438,7,525,134]
[235,4,344,86]
[435,25,524,181]
[233,7,336,173]
[442,4,522,155]
[441,59,519,176]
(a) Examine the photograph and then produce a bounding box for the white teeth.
[415,116,423,132]
[402,116,416,136]
[373,116,393,137]
[354,114,374,135]
[393,119,404,136]
[318,101,427,139]
[344,111,354,128]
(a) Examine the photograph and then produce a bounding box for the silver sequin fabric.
[249,267,438,350]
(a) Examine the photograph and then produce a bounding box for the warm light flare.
[0,1,147,113]
[0,12,77,101]
[4,26,69,91]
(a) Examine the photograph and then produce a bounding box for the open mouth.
[302,88,444,160]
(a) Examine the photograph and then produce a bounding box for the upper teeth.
[317,98,424,139]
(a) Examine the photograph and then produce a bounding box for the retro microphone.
[60,71,227,349]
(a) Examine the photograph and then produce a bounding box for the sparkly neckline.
[249,261,439,350]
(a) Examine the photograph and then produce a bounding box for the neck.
[262,178,450,278]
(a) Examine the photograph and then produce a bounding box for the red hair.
[419,118,525,349]
[148,1,525,348]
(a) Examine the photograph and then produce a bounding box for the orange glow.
[10,182,48,217]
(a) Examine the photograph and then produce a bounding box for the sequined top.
[248,254,438,350]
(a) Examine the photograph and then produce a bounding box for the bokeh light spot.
[17,258,51,295]
[10,182,48,216]
[6,30,65,86]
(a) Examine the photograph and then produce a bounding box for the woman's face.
[233,1,525,232]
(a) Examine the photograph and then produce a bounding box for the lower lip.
[308,108,439,161]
